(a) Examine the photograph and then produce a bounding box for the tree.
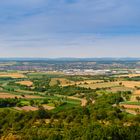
[136,96,140,102]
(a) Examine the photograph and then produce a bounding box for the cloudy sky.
[0,0,140,58]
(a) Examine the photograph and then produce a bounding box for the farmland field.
[1,0,140,138]
[0,72,26,78]
[78,81,119,89]
[0,92,43,99]
[0,61,140,139]
[16,80,33,86]
[119,74,140,78]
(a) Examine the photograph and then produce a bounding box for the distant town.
[0,58,140,75]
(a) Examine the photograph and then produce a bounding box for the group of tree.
[0,92,140,139]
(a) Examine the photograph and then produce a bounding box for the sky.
[0,0,140,58]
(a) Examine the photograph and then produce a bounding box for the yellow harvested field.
[58,78,75,86]
[78,82,119,89]
[50,78,104,87]
[42,105,55,110]
[0,73,26,78]
[133,90,140,95]
[130,95,140,102]
[125,109,138,115]
[21,95,43,99]
[76,80,103,85]
[0,92,19,99]
[120,81,140,88]
[16,81,33,86]
[107,86,133,92]
[120,104,140,109]
[128,90,140,101]
[14,106,38,111]
[50,78,75,86]
[0,92,43,99]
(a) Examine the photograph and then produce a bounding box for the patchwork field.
[0,70,140,116]
[77,80,140,92]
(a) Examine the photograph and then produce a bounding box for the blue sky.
[0,0,140,58]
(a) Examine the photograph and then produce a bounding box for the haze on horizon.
[0,0,140,58]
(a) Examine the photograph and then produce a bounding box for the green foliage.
[0,98,20,107]
[0,73,140,139]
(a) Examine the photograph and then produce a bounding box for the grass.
[27,72,64,79]
[20,100,30,106]
[47,103,55,107]
[0,107,20,112]
[52,103,77,113]
[66,98,81,105]
[49,78,59,86]
[121,101,140,105]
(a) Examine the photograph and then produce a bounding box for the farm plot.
[42,104,55,110]
[133,90,140,95]
[14,106,38,111]
[120,104,140,109]
[0,72,26,78]
[119,81,140,88]
[130,90,140,101]
[118,74,140,78]
[75,80,103,85]
[0,92,43,99]
[78,81,119,89]
[49,78,103,87]
[0,92,20,99]
[16,80,33,86]
[57,78,75,86]
[125,109,138,115]
[107,86,133,93]
[55,94,84,106]
[120,101,140,115]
